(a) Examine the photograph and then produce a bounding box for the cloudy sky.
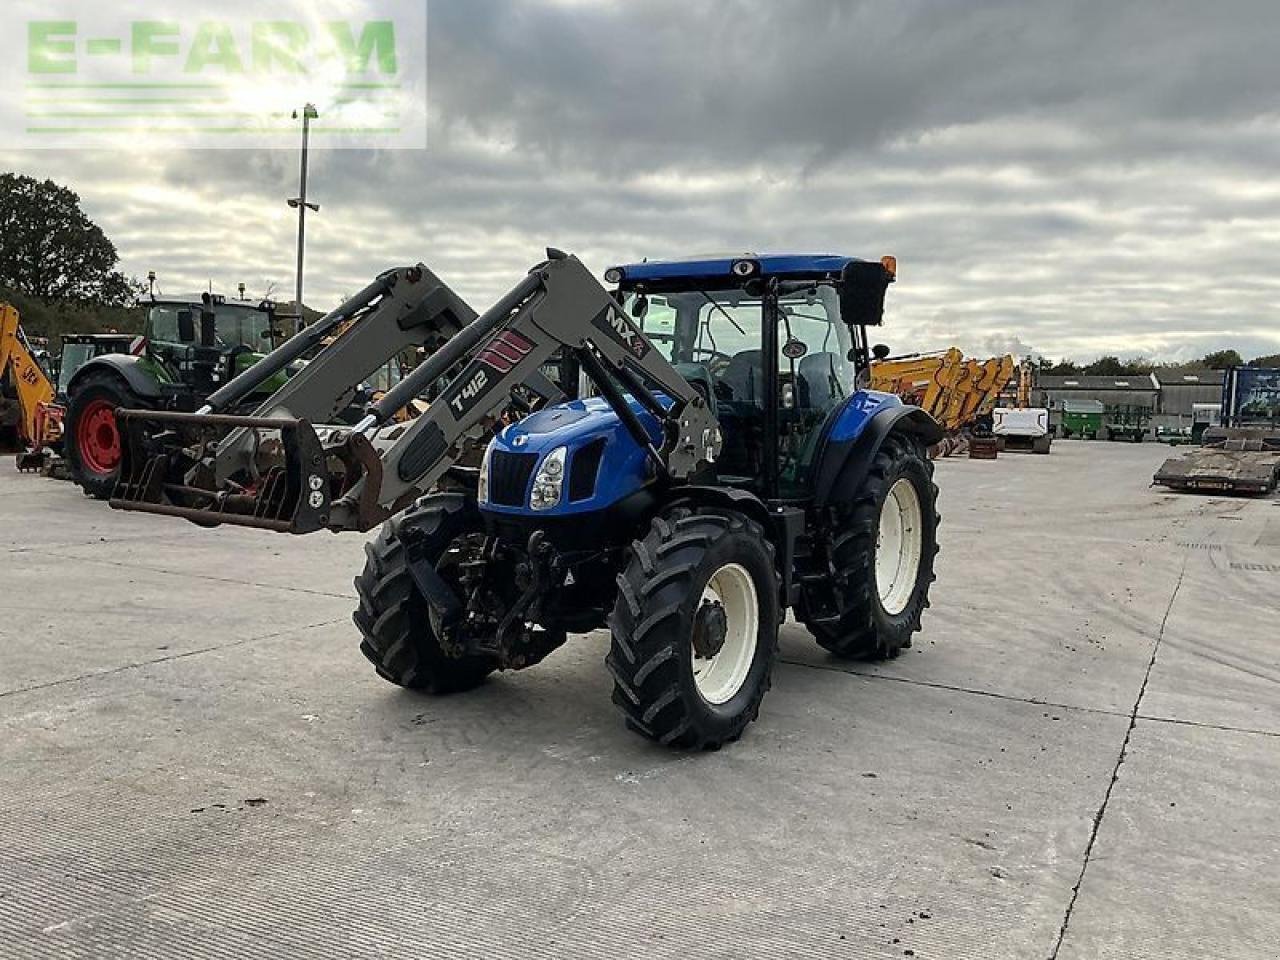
[5,0,1280,362]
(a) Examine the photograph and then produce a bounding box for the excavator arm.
[0,304,60,465]
[111,251,718,534]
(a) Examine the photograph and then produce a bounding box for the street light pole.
[288,103,320,331]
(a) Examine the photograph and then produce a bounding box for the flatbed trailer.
[1154,367,1280,495]
[1152,430,1280,494]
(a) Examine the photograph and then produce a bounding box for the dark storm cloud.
[5,0,1280,361]
[428,0,1280,166]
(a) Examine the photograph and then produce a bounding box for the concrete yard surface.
[1,440,1276,958]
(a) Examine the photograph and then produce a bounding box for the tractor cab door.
[631,290,764,486]
[773,291,856,496]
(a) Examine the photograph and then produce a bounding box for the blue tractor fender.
[812,390,943,509]
[665,484,774,530]
[66,353,163,402]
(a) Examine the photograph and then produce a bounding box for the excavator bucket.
[110,409,337,533]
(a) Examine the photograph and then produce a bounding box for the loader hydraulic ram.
[110,249,941,750]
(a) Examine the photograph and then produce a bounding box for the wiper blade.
[697,289,746,336]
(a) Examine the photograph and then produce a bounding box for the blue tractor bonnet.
[480,395,664,517]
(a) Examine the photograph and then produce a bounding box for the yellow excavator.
[0,303,62,471]
[870,349,1015,454]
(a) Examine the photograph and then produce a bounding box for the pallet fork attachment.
[110,251,719,533]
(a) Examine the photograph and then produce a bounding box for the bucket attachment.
[110,409,336,533]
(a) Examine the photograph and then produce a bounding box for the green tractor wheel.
[65,372,146,500]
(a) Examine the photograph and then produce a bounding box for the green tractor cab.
[63,293,287,498]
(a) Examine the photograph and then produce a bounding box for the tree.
[1201,349,1244,370]
[1083,355,1127,376]
[0,173,136,306]
[1039,358,1080,375]
[1249,353,1280,368]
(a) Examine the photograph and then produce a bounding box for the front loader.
[109,250,942,749]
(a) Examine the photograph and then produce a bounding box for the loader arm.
[327,250,718,529]
[208,263,478,483]
[111,251,719,534]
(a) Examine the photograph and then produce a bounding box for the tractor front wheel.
[607,510,779,749]
[65,372,145,500]
[799,435,939,659]
[353,497,499,694]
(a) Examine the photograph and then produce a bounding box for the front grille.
[489,450,538,506]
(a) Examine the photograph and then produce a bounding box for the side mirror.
[199,309,217,347]
[839,260,894,327]
[631,293,649,321]
[177,309,196,343]
[872,343,891,361]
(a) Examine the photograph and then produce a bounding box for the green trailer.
[1060,399,1104,439]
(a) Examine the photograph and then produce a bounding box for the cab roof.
[609,253,866,289]
[144,296,272,311]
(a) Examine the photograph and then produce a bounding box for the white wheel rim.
[691,563,759,705]
[876,478,924,616]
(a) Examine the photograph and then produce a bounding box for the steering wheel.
[689,346,732,374]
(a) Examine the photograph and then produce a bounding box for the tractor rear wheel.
[65,372,145,500]
[607,510,779,749]
[799,435,939,659]
[353,497,498,694]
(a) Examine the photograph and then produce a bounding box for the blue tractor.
[109,251,942,749]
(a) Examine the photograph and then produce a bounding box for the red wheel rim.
[78,399,121,475]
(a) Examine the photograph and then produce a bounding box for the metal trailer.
[1153,367,1280,495]
[1104,403,1151,443]
[1060,399,1104,440]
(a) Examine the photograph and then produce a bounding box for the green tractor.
[63,292,287,498]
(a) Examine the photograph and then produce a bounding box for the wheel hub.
[875,477,924,616]
[691,599,728,659]
[78,399,121,475]
[690,563,760,705]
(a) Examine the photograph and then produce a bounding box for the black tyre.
[607,510,779,749]
[798,434,939,659]
[353,496,498,694]
[65,372,145,500]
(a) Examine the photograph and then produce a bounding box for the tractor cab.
[606,254,894,499]
[62,292,290,499]
[143,295,284,396]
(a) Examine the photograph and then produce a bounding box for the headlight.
[530,446,566,511]
[477,440,494,503]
